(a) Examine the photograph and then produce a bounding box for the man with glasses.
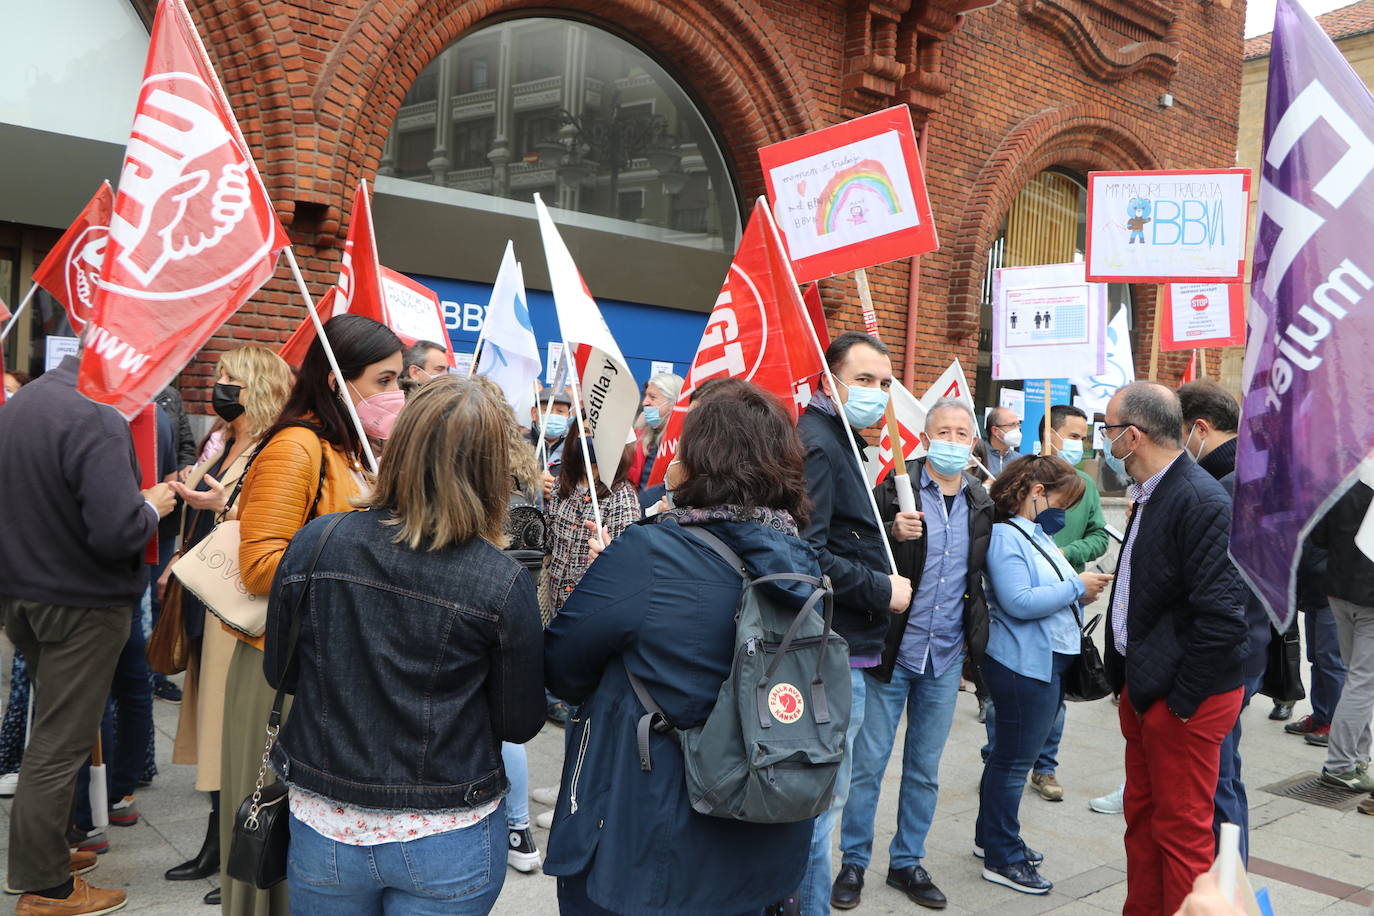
[985,407,1022,476]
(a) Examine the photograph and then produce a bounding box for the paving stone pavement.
[2,630,1372,915]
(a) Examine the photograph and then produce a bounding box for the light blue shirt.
[896,467,969,677]
[984,516,1084,683]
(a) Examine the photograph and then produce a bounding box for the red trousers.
[1118,686,1243,916]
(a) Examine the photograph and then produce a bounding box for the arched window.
[381,18,741,252]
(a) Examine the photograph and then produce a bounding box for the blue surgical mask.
[926,439,972,477]
[542,414,569,439]
[1057,439,1084,466]
[643,405,663,429]
[1103,427,1134,479]
[838,382,889,429]
[1035,506,1068,536]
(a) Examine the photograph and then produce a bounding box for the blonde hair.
[468,375,541,497]
[364,376,510,550]
[218,347,292,440]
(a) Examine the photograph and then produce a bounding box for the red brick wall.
[176,0,1243,408]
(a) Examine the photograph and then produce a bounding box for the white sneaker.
[535,809,555,830]
[0,772,17,797]
[1089,784,1125,815]
[530,786,560,807]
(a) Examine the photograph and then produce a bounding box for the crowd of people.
[0,320,1370,916]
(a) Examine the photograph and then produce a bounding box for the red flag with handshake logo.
[79,0,288,418]
[31,182,114,333]
[648,198,827,486]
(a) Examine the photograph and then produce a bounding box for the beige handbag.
[172,437,327,638]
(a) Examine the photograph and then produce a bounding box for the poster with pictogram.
[1160,282,1246,350]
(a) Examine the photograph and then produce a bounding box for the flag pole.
[532,380,549,468]
[559,341,605,535]
[0,284,39,342]
[537,348,570,469]
[284,248,379,474]
[856,268,917,518]
[1042,378,1053,454]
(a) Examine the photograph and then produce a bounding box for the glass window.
[381,17,740,251]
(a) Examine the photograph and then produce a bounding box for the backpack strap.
[681,525,747,577]
[626,666,673,773]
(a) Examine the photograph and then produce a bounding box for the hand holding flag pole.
[855,268,918,524]
[0,285,36,342]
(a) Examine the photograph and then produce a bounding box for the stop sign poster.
[1161,282,1245,350]
[759,106,937,283]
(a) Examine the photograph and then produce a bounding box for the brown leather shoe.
[15,876,126,915]
[1358,795,1374,816]
[5,851,101,895]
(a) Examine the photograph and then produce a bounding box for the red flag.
[0,293,10,324]
[31,182,115,333]
[649,199,826,486]
[78,0,289,418]
[129,404,160,563]
[803,283,831,350]
[278,287,337,369]
[1182,350,1198,383]
[334,181,387,324]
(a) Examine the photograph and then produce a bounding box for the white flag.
[533,196,639,489]
[1071,307,1135,414]
[476,242,541,416]
[920,359,976,417]
[874,381,929,485]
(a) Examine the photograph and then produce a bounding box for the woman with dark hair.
[975,455,1113,896]
[219,314,403,916]
[543,382,821,915]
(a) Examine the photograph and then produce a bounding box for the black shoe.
[154,678,183,703]
[507,827,541,873]
[981,860,1052,895]
[976,698,987,724]
[886,865,946,909]
[831,863,864,910]
[166,809,219,881]
[1269,702,1294,721]
[204,886,221,905]
[546,700,569,727]
[973,842,1043,867]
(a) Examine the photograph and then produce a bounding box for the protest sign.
[1234,0,1374,628]
[31,182,114,333]
[1021,379,1072,454]
[998,387,1025,420]
[78,0,289,418]
[1085,169,1251,283]
[379,268,453,361]
[45,336,80,371]
[992,263,1106,380]
[759,105,936,283]
[1161,282,1245,350]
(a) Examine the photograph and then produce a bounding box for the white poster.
[545,342,563,385]
[992,263,1107,380]
[1086,170,1251,282]
[452,352,474,377]
[382,275,447,346]
[45,335,80,371]
[650,360,675,379]
[998,387,1026,420]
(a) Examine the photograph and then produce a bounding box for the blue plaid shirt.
[896,467,969,676]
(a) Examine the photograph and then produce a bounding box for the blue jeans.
[501,742,529,828]
[1306,605,1347,725]
[838,658,963,875]
[799,668,867,916]
[981,698,1065,775]
[1212,673,1262,865]
[287,804,506,916]
[976,653,1073,868]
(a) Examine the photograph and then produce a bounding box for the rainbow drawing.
[815,159,903,236]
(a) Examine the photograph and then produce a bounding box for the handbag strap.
[1001,519,1085,628]
[221,430,330,525]
[245,511,347,828]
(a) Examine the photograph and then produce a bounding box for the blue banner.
[1021,378,1073,454]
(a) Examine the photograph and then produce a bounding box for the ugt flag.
[875,380,927,485]
[333,181,387,324]
[649,198,827,487]
[1233,0,1374,629]
[31,182,114,333]
[534,194,639,489]
[476,241,541,416]
[79,0,288,418]
[919,358,975,417]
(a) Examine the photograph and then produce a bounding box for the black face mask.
[212,383,246,422]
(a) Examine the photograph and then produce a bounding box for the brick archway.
[944,103,1162,340]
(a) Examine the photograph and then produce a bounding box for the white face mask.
[1001,427,1023,450]
[1183,424,1206,461]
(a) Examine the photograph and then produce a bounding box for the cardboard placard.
[759,106,937,283]
[1161,282,1246,350]
[992,263,1107,380]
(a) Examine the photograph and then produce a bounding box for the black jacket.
[265,509,545,811]
[1311,482,1374,606]
[0,356,157,607]
[1197,436,1237,481]
[797,406,892,659]
[1297,539,1329,611]
[1219,472,1274,679]
[1106,456,1249,717]
[154,385,197,468]
[870,460,992,683]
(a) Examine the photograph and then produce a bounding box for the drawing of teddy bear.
[1126,197,1151,244]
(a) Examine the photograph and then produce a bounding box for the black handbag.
[226,513,347,889]
[1004,521,1113,702]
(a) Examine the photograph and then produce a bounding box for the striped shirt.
[1111,455,1181,655]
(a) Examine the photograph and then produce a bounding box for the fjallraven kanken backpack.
[626,525,851,824]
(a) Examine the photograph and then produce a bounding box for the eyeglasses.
[1100,423,1134,432]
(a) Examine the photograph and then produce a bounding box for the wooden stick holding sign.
[1042,379,1053,455]
[854,268,918,520]
[1147,285,1165,381]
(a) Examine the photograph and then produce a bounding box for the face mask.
[838,381,889,429]
[1103,427,1135,479]
[663,459,682,509]
[348,383,406,441]
[1057,439,1084,466]
[542,414,569,440]
[642,405,663,429]
[1183,424,1204,461]
[1033,499,1068,536]
[926,439,972,477]
[212,383,245,422]
[1001,427,1023,450]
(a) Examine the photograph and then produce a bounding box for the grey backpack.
[626,525,851,824]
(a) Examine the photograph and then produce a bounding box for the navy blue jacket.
[1219,472,1273,679]
[798,406,892,659]
[543,515,821,915]
[265,509,545,811]
[1106,457,1249,717]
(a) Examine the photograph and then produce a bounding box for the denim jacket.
[264,510,545,811]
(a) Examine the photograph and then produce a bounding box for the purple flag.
[1232,0,1374,630]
